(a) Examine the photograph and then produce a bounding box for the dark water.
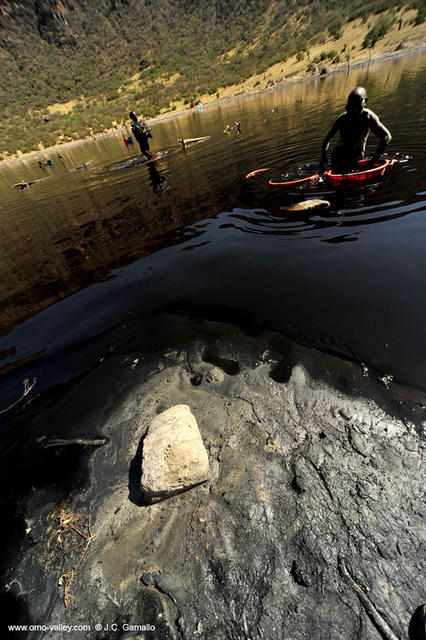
[1,53,426,441]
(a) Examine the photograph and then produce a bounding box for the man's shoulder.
[364,108,380,121]
[335,112,348,124]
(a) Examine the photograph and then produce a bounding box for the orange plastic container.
[245,168,271,179]
[268,174,319,187]
[324,159,394,184]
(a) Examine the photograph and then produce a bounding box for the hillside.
[0,0,425,157]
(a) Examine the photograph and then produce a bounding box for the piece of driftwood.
[339,558,400,640]
[39,437,106,449]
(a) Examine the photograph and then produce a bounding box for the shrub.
[106,90,119,101]
[329,25,343,39]
[362,13,397,48]
[415,6,425,24]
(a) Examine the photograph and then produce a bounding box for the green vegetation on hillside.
[0,0,423,157]
[362,12,397,48]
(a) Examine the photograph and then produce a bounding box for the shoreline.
[1,44,425,168]
[1,318,425,636]
[153,43,426,123]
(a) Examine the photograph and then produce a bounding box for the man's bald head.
[346,87,367,115]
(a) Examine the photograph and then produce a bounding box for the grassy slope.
[191,8,426,109]
[1,1,425,159]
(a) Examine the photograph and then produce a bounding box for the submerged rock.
[284,199,330,212]
[141,404,209,501]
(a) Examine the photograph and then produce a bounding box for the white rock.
[141,405,209,501]
[284,199,330,212]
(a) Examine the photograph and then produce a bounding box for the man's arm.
[368,110,391,160]
[321,116,341,162]
[140,120,152,138]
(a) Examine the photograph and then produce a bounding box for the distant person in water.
[129,111,155,160]
[321,87,391,170]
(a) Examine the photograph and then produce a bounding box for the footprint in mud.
[269,358,292,384]
[202,348,240,376]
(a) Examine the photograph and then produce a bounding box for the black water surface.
[1,53,426,440]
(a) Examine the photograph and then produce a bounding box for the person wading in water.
[321,87,391,170]
[129,111,155,160]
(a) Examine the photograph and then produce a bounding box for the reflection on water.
[0,52,425,410]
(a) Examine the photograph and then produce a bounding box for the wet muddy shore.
[1,317,425,640]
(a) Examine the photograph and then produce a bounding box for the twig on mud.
[242,611,252,640]
[40,437,106,449]
[58,569,76,608]
[0,378,36,414]
[339,558,400,640]
[54,509,95,608]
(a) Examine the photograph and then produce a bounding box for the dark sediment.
[1,319,425,639]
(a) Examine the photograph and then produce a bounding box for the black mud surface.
[1,319,425,640]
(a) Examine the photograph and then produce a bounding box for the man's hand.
[320,157,329,173]
[366,155,380,169]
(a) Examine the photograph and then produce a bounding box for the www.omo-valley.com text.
[7,623,156,633]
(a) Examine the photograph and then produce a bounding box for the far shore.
[153,43,426,123]
[2,43,425,168]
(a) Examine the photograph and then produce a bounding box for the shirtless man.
[322,87,391,170]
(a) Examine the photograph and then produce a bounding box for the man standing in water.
[129,111,155,160]
[321,87,391,169]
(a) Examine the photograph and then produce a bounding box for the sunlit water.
[1,52,425,439]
